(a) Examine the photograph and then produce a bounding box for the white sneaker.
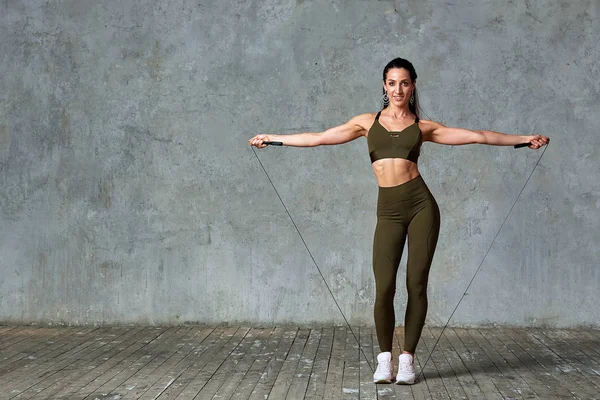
[396,353,416,384]
[373,351,394,383]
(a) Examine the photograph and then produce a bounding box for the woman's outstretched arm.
[420,120,549,149]
[249,113,372,148]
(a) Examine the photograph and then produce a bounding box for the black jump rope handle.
[514,142,530,149]
[514,137,549,149]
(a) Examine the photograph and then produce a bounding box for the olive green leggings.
[373,175,440,354]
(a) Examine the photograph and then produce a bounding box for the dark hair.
[382,58,420,117]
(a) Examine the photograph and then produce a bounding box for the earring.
[382,91,389,103]
[409,92,414,105]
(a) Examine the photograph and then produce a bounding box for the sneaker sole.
[395,377,415,385]
[373,378,394,384]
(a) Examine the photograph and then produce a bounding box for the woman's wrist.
[269,134,282,144]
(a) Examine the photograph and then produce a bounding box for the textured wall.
[1,0,598,327]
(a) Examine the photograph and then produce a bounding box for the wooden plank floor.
[1,325,599,399]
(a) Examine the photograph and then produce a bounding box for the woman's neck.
[383,106,412,119]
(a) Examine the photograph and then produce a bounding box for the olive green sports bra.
[367,111,422,164]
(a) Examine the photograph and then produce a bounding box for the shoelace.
[399,359,414,373]
[376,360,392,373]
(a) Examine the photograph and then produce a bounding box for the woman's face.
[383,68,415,107]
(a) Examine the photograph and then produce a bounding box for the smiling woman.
[248,57,549,385]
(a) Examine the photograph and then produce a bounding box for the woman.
[248,58,549,385]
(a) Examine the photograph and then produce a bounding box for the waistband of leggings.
[376,176,434,205]
[378,175,427,194]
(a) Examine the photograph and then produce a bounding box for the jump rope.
[250,117,549,381]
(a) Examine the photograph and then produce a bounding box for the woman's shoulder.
[340,113,377,131]
[349,112,379,130]
[416,118,445,136]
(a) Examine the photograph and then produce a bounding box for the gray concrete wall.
[1,0,598,327]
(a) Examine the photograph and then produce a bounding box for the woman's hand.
[524,134,550,149]
[248,134,272,149]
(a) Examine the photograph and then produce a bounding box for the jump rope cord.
[251,147,375,373]
[252,117,548,380]
[416,141,549,382]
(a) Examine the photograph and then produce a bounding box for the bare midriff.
[371,158,421,187]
